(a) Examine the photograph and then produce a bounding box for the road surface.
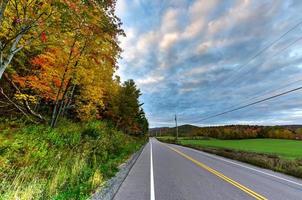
[113,138,302,200]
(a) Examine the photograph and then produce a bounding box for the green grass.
[0,119,146,200]
[179,138,302,159]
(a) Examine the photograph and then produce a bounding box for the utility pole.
[175,114,178,141]
[159,128,161,137]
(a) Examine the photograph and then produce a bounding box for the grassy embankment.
[157,136,302,178]
[0,119,146,200]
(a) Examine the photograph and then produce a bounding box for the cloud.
[160,8,181,33]
[182,0,219,39]
[116,0,302,127]
[115,0,127,17]
[137,75,164,86]
[136,31,158,53]
[159,32,180,51]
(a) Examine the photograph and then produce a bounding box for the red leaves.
[64,0,79,12]
[40,31,47,42]
[31,57,46,68]
[53,77,62,88]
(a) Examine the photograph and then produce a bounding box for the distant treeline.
[150,124,302,140]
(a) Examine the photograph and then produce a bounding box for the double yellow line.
[165,145,268,200]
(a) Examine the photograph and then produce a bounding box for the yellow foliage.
[90,169,103,189]
[14,93,38,104]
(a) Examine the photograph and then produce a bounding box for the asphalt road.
[113,138,302,200]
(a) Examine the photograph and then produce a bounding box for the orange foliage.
[12,46,73,101]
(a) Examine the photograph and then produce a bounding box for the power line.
[225,78,302,111]
[220,36,302,109]
[178,20,302,116]
[192,86,302,123]
[177,20,302,125]
[209,19,302,91]
[181,78,302,123]
[231,35,302,86]
[187,21,302,123]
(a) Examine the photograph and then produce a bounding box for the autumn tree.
[1,0,125,126]
[104,79,148,135]
[0,0,52,79]
[0,0,149,133]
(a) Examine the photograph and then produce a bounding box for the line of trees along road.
[0,0,148,134]
[153,124,302,140]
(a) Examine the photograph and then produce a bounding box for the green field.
[178,139,302,159]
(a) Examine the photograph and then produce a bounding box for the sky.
[115,0,302,128]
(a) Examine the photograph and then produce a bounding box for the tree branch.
[0,87,35,123]
[4,73,45,122]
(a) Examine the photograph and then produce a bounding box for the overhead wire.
[191,86,302,123]
[184,21,302,124]
[218,20,302,88]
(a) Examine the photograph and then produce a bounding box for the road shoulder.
[90,144,145,200]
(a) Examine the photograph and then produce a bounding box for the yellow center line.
[163,144,268,200]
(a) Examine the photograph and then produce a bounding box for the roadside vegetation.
[0,1,148,199]
[157,137,302,179]
[0,119,146,199]
[156,124,302,179]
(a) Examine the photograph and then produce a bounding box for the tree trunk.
[0,33,24,79]
[0,66,5,79]
[62,83,76,116]
[50,37,78,127]
[52,79,71,127]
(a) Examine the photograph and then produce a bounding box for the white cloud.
[136,31,158,53]
[119,27,137,62]
[119,28,159,65]
[136,73,166,93]
[137,75,164,86]
[183,65,213,76]
[159,32,180,51]
[182,19,205,39]
[196,41,212,54]
[182,0,219,39]
[207,0,253,35]
[161,8,181,33]
[115,0,127,17]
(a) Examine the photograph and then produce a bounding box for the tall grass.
[0,119,146,200]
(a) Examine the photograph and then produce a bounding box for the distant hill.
[149,124,302,139]
[149,124,201,136]
[277,125,302,131]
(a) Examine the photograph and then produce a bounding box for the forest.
[0,0,148,199]
[0,0,148,133]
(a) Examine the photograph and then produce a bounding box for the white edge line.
[150,139,155,200]
[171,143,302,187]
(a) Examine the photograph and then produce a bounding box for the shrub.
[0,120,146,199]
